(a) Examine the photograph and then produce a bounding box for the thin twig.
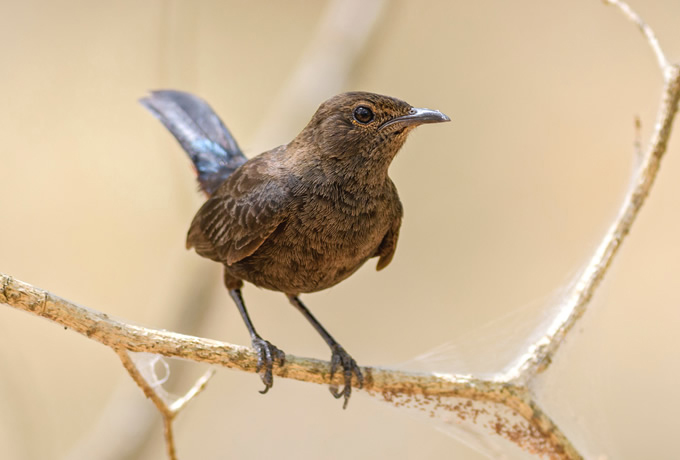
[505,1,680,382]
[116,349,215,460]
[169,369,215,413]
[634,116,643,160]
[604,0,669,74]
[117,350,179,460]
[64,264,218,460]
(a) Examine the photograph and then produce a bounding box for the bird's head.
[293,92,450,174]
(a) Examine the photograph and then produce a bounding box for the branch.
[0,272,580,459]
[604,0,669,73]
[117,350,214,460]
[504,1,680,383]
[2,2,677,459]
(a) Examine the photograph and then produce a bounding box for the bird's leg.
[229,288,285,394]
[286,294,363,409]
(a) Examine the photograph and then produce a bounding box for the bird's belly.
[227,211,389,294]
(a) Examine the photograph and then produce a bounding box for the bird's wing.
[375,180,403,271]
[186,151,291,265]
[375,215,402,271]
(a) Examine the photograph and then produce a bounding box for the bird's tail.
[140,90,247,196]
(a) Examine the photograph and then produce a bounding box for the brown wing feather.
[375,215,402,271]
[186,149,291,265]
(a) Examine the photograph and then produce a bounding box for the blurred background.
[1,0,679,458]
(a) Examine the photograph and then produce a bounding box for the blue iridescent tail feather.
[140,90,247,196]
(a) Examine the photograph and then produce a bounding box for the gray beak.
[379,107,451,131]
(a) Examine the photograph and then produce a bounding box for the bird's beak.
[379,107,451,131]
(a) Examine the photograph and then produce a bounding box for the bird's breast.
[227,186,398,294]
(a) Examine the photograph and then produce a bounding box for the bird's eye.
[353,106,374,124]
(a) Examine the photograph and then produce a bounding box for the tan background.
[1,1,679,459]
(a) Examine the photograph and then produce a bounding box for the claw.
[251,336,285,394]
[328,344,363,409]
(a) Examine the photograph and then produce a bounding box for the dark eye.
[353,106,374,124]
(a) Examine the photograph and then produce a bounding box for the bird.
[140,90,450,408]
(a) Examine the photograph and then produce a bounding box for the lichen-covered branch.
[0,271,580,458]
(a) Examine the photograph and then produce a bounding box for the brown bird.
[141,91,449,407]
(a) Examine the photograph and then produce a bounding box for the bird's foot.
[328,344,363,409]
[251,336,286,394]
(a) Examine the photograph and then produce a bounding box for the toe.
[251,337,285,394]
[328,345,363,408]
